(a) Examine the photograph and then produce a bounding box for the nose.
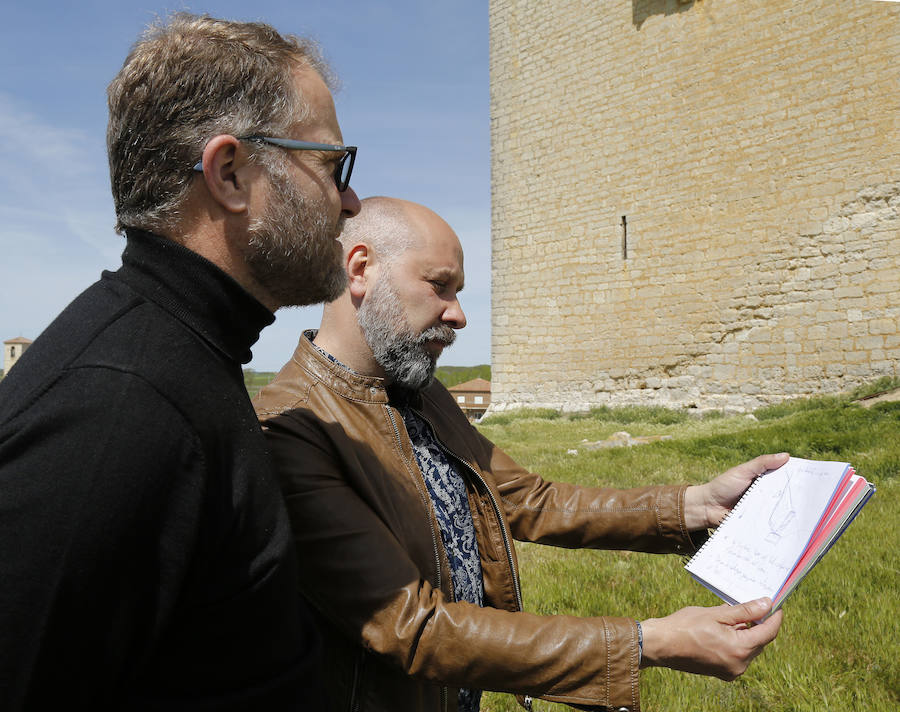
[443,297,467,330]
[340,185,361,217]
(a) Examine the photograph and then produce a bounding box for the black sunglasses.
[193,135,357,192]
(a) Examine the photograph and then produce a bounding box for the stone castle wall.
[489,0,900,411]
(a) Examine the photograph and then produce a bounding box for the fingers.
[721,598,783,648]
[642,601,784,681]
[743,608,783,646]
[721,597,773,625]
[745,452,790,475]
[711,599,782,680]
[691,453,792,530]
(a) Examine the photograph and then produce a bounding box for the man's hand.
[640,598,783,680]
[683,452,790,530]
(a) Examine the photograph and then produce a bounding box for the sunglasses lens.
[334,154,348,191]
[335,149,356,192]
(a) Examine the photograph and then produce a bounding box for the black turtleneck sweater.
[0,230,322,710]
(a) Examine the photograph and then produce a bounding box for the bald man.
[253,197,784,712]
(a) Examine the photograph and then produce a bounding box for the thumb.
[721,597,772,625]
[749,452,790,475]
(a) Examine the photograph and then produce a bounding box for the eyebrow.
[427,267,464,292]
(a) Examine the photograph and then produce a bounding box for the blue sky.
[0,1,490,371]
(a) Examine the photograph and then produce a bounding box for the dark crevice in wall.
[633,0,697,30]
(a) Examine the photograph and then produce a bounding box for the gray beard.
[357,274,456,391]
[244,168,348,308]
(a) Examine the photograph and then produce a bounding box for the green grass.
[434,364,491,388]
[244,364,491,398]
[243,369,276,399]
[476,392,900,712]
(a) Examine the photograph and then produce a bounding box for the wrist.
[637,617,663,669]
[683,484,709,530]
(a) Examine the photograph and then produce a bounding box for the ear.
[198,135,255,214]
[346,243,371,300]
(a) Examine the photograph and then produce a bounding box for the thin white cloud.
[0,94,88,166]
[0,93,117,251]
[0,93,119,342]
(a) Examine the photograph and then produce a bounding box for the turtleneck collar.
[108,229,275,365]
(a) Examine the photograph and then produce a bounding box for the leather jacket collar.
[297,329,424,410]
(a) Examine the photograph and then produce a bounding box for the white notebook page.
[685,457,849,604]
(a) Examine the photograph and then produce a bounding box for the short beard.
[357,274,456,391]
[244,164,348,307]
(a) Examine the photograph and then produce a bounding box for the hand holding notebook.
[684,457,875,613]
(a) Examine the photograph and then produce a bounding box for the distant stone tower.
[3,337,32,376]
[489,0,900,411]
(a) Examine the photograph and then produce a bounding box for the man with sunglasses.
[0,13,358,711]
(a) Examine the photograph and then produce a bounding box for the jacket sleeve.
[482,432,699,555]
[423,382,701,556]
[261,404,644,711]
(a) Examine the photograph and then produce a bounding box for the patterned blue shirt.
[401,406,484,712]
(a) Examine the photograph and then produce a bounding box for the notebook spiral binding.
[686,474,768,565]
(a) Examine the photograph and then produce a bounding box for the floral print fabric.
[401,406,484,712]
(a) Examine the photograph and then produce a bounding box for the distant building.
[3,337,32,377]
[448,378,492,420]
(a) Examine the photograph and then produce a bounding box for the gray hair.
[107,12,335,235]
[337,196,417,264]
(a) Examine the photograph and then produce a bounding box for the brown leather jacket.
[254,333,701,712]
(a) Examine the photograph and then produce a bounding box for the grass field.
[243,370,277,399]
[475,384,899,711]
[433,364,491,388]
[243,364,491,399]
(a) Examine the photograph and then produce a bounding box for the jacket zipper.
[416,411,533,710]
[413,411,524,612]
[426,440,522,611]
[349,648,365,712]
[386,405,443,593]
[386,404,450,711]
[459,453,524,610]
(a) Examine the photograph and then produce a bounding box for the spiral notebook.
[685,457,875,612]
